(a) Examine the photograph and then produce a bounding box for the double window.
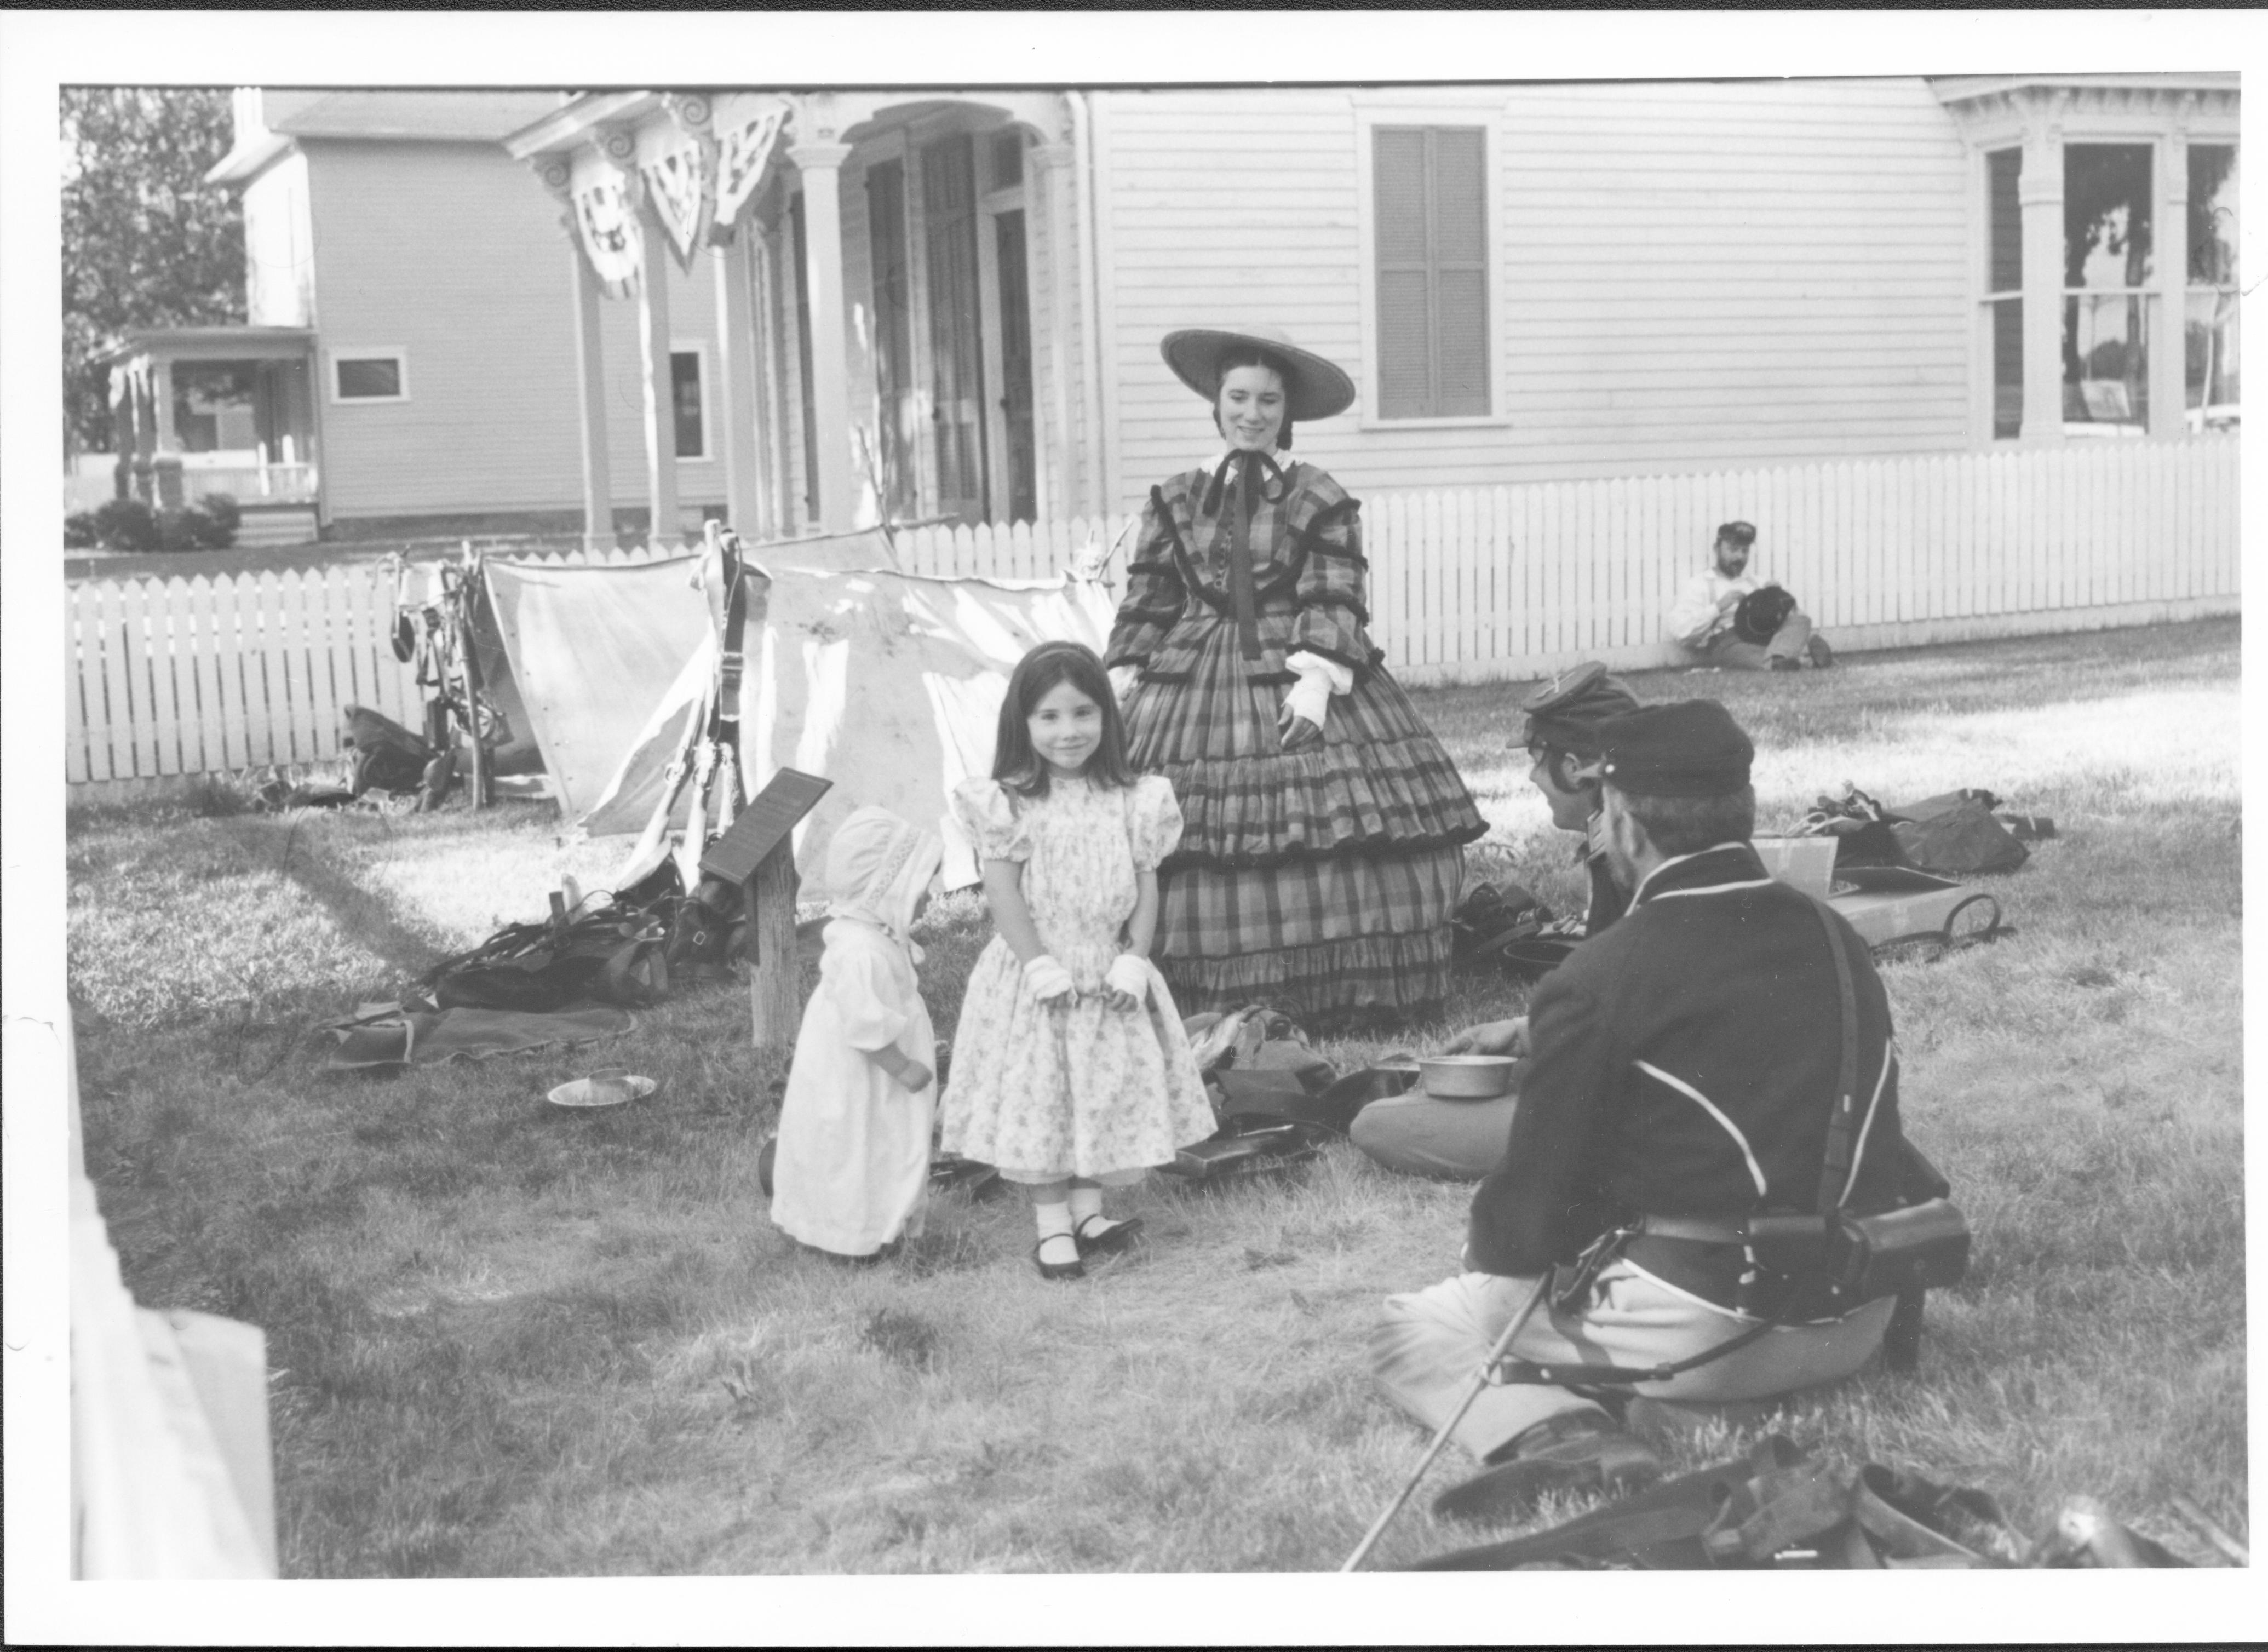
[1367,121,1494,421]
[1979,129,2238,441]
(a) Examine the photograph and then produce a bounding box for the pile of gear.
[1412,1432,2240,1571]
[1448,881,1581,980]
[318,865,760,1072]
[1794,782,2049,878]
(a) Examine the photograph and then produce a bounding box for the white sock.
[1034,1198,1075,1252]
[1069,1185,1104,1230]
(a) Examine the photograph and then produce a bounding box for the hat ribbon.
[1202,450,1287,662]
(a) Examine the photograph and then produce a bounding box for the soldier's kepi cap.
[1595,699,1754,796]
[1518,661,1641,756]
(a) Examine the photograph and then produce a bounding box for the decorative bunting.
[571,171,644,299]
[640,142,714,273]
[714,107,787,239]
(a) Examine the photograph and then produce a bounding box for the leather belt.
[1637,1213,1748,1245]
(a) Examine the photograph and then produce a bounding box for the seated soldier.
[1349,662,1639,1180]
[1666,520,1833,672]
[1369,699,1925,1522]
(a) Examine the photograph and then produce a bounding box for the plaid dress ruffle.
[1108,461,1487,1020]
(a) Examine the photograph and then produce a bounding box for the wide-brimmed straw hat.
[1159,324,1357,422]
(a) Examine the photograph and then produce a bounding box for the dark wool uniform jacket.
[1468,842,1917,1288]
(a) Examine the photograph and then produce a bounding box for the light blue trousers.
[1370,1261,1894,1465]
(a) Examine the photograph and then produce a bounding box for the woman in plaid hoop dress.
[1105,326,1488,1022]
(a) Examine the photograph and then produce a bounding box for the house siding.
[241,152,314,328]
[306,139,725,524]
[1090,79,1972,507]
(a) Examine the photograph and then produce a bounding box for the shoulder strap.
[1810,895,1861,1216]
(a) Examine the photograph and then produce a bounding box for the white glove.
[1104,953,1151,1004]
[1108,663,1142,705]
[1023,953,1076,1005]
[1282,650,1352,732]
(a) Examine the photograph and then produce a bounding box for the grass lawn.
[66,617,2243,1576]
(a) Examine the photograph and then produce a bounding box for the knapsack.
[1734,586,1799,645]
[423,894,670,1012]
[343,704,434,797]
[1891,790,2030,876]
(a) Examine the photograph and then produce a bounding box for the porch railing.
[62,460,323,517]
[181,462,320,506]
[64,437,2239,793]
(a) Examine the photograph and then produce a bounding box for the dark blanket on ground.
[322,1004,634,1070]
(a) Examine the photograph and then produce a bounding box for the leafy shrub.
[91,496,159,552]
[65,510,100,549]
[146,497,240,553]
[197,492,242,540]
[157,508,202,553]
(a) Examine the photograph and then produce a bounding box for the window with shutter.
[1374,124,1489,418]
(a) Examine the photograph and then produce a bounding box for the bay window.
[1943,74,2236,444]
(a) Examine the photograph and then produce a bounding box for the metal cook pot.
[1417,1054,1518,1100]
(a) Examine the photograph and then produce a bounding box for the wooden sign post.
[699,767,832,1054]
[746,847,800,1049]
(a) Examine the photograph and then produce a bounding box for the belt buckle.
[1552,1226,1631,1312]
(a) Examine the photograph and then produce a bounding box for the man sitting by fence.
[1665,521,1833,672]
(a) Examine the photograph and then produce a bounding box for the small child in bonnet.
[769,806,944,1261]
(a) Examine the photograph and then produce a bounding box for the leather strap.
[708,536,750,746]
[1810,895,1862,1217]
[1637,1213,1747,1244]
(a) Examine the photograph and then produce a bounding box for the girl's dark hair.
[1210,345,1296,450]
[992,640,1138,796]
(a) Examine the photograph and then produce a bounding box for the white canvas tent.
[479,538,1118,888]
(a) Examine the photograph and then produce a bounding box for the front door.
[993,209,1038,523]
[921,134,988,524]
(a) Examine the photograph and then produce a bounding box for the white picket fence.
[66,439,2239,793]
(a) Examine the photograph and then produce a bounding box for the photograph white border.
[6,10,2261,1647]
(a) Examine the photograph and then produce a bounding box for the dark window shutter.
[1375,125,1489,418]
[1432,127,1489,416]
[1375,129,1432,418]
[1986,147,2022,293]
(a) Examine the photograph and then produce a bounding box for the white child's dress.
[770,916,938,1255]
[940,773,1216,1183]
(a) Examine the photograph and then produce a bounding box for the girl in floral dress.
[939,641,1216,1281]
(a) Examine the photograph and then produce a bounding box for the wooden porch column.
[788,141,857,533]
[150,357,184,506]
[2017,112,2066,447]
[2149,127,2190,439]
[109,369,135,500]
[1030,141,1077,528]
[129,364,158,503]
[569,244,616,552]
[713,233,765,536]
[635,204,681,547]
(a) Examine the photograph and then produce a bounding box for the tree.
[60,88,245,455]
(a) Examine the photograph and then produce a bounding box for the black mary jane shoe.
[1073,1214,1145,1258]
[1033,1235,1086,1281]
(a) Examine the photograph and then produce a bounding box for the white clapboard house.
[500,74,2238,541]
[67,74,2242,797]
